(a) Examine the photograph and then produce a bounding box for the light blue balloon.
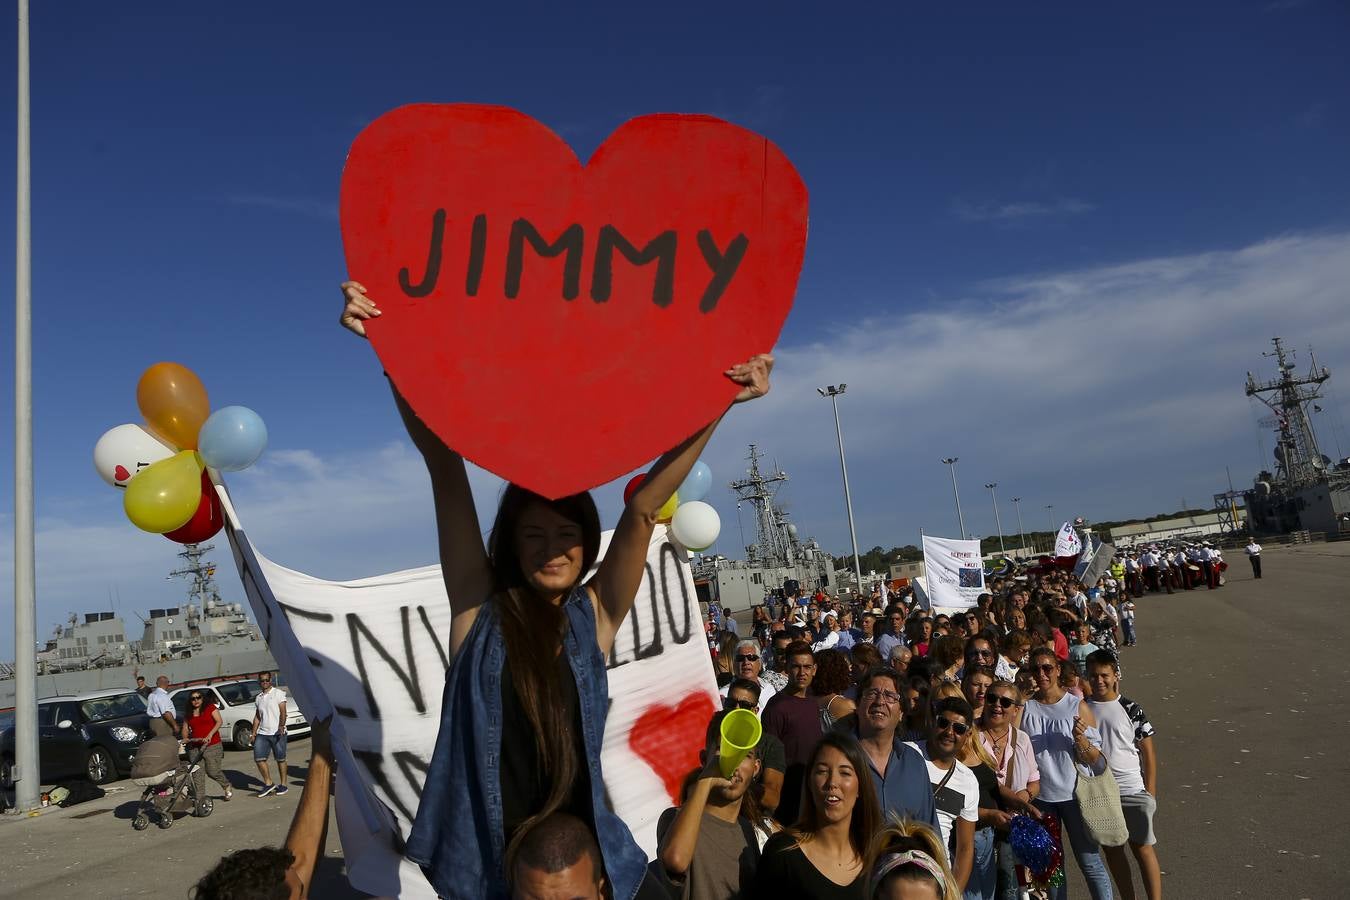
[679,461,712,503]
[198,406,268,472]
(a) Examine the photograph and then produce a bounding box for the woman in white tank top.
[1019,648,1113,900]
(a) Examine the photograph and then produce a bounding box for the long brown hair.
[790,731,881,861]
[489,483,601,869]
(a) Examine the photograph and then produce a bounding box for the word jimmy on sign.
[399,211,750,314]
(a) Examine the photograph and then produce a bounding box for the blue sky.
[1,2,1349,653]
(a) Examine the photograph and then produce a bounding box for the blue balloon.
[198,406,268,472]
[678,461,712,503]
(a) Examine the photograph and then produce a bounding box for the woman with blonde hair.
[865,817,961,900]
[716,632,741,688]
[751,731,880,898]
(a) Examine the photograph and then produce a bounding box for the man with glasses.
[251,672,289,797]
[849,666,938,832]
[906,698,979,893]
[722,677,785,817]
[718,640,777,713]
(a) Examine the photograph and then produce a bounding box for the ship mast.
[1245,337,1331,488]
[729,444,793,566]
[167,542,222,608]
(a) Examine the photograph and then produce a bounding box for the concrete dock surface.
[2,540,1346,898]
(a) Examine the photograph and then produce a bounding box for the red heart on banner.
[628,691,716,804]
[341,104,808,498]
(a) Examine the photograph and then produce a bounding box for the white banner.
[218,485,717,899]
[1054,522,1082,558]
[920,535,985,612]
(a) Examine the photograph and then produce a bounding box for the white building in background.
[1110,511,1241,546]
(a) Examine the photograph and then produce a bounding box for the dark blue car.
[1,689,150,786]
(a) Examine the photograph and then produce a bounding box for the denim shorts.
[253,731,287,763]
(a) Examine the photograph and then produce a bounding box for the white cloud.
[4,231,1350,652]
[952,197,1096,223]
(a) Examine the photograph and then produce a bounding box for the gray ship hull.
[0,646,278,711]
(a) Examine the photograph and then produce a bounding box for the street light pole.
[818,385,864,597]
[1045,504,1055,535]
[941,457,965,539]
[13,0,40,814]
[985,483,1006,554]
[1011,496,1027,556]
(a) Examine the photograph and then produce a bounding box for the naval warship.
[691,444,836,609]
[1232,337,1350,536]
[0,542,278,710]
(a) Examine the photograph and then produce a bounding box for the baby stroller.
[130,740,213,830]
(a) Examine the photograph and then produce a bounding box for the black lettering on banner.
[347,608,426,720]
[400,209,446,298]
[277,602,335,624]
[608,542,700,669]
[417,605,451,672]
[334,705,359,719]
[465,213,487,296]
[393,750,431,799]
[352,749,417,824]
[658,543,693,643]
[590,226,677,306]
[505,220,583,300]
[632,562,664,662]
[696,230,749,313]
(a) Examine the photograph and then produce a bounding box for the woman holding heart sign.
[341,281,773,900]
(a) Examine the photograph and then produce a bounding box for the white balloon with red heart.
[93,424,175,488]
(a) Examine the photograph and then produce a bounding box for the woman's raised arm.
[590,354,773,653]
[341,282,491,657]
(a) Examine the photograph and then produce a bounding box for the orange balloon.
[137,362,210,450]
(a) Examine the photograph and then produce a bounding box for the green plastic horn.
[719,708,762,779]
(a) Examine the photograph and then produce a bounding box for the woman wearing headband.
[865,818,960,900]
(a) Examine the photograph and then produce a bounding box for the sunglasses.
[986,695,1016,709]
[934,718,971,736]
[967,649,994,659]
[1034,664,1057,674]
[734,654,759,663]
[724,698,757,711]
[190,695,203,701]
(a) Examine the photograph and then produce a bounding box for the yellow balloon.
[123,450,205,533]
[657,491,679,524]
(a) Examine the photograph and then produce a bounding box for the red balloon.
[165,473,224,544]
[623,473,646,506]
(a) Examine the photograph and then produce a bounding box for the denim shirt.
[405,587,647,899]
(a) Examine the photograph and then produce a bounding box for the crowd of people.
[684,565,1162,900]
[326,283,1164,900]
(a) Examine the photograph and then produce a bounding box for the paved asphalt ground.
[0,738,367,900]
[3,541,1346,898]
[1061,540,1349,899]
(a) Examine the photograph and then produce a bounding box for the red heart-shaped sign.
[113,465,132,484]
[341,104,808,498]
[628,692,716,804]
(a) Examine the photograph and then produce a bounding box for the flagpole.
[12,0,41,813]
